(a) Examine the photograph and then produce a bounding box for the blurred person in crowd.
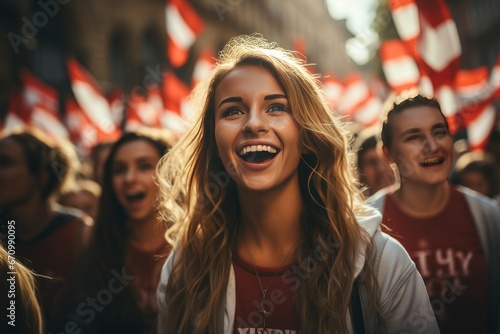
[1,241,44,334]
[156,35,438,333]
[58,178,102,220]
[368,94,500,334]
[67,127,176,333]
[0,127,93,331]
[450,151,499,203]
[353,126,396,197]
[90,141,114,185]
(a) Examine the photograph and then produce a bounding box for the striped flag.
[388,0,461,89]
[67,58,119,136]
[166,0,204,68]
[191,49,216,88]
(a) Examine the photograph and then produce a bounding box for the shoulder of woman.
[369,232,418,301]
[156,245,182,304]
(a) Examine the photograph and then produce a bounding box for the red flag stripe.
[166,0,204,68]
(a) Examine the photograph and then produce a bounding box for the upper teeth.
[422,158,441,165]
[239,145,277,155]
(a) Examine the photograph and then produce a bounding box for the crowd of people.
[1,34,499,334]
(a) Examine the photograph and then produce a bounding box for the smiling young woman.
[156,35,439,334]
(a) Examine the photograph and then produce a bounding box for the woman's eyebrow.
[264,94,287,100]
[218,96,242,108]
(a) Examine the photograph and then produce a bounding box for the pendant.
[257,299,271,334]
[257,299,271,317]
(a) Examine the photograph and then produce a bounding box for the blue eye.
[267,103,287,113]
[221,107,242,118]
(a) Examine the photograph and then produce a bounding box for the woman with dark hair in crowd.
[0,127,92,331]
[68,127,176,333]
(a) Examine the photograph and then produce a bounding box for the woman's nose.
[124,167,137,182]
[242,109,268,134]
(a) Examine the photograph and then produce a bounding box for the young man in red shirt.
[368,94,500,334]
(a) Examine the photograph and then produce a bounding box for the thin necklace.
[244,235,295,333]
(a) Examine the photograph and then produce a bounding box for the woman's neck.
[393,181,450,218]
[127,216,166,253]
[236,179,303,266]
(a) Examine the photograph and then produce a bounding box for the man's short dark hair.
[381,94,449,149]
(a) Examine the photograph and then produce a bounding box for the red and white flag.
[20,69,58,112]
[67,58,119,136]
[162,72,191,118]
[2,71,69,139]
[380,39,420,94]
[1,91,28,131]
[31,103,69,139]
[125,92,162,130]
[161,72,191,136]
[65,98,120,156]
[454,63,499,150]
[321,74,344,112]
[165,0,204,68]
[107,87,125,128]
[337,73,383,127]
[465,104,496,151]
[388,0,461,89]
[191,49,216,88]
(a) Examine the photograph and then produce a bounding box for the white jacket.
[157,206,440,333]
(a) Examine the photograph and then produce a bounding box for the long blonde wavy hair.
[156,34,380,333]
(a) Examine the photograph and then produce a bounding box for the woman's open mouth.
[238,145,279,164]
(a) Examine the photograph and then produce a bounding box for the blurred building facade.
[1,0,499,120]
[0,0,354,118]
[448,0,500,69]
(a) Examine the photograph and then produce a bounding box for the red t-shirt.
[233,251,299,333]
[383,187,488,334]
[125,241,170,331]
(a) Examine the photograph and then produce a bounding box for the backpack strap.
[351,278,365,334]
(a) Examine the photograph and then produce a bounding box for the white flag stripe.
[436,85,458,116]
[392,3,420,40]
[166,4,196,50]
[418,18,461,72]
[192,60,214,85]
[382,56,420,87]
[323,82,343,101]
[338,81,369,114]
[71,82,115,133]
[419,76,434,96]
[353,97,382,125]
[490,63,500,92]
[4,113,24,130]
[467,105,495,150]
[32,107,69,139]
